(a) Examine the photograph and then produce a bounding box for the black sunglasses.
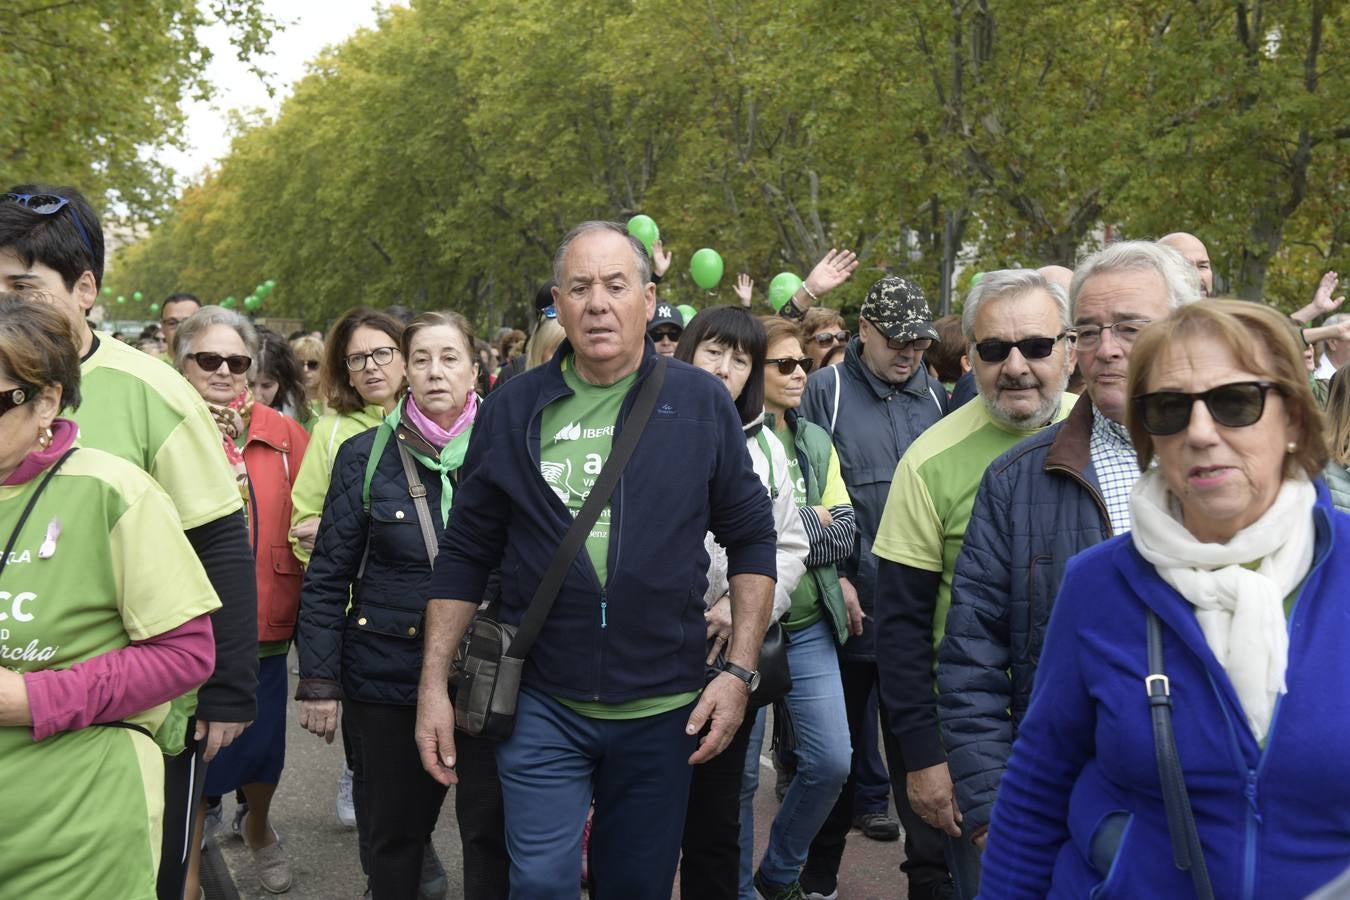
[0,386,32,418]
[651,327,682,342]
[1133,381,1281,436]
[766,356,814,376]
[811,330,850,346]
[1,192,96,259]
[187,352,252,375]
[974,331,1074,363]
[302,359,321,371]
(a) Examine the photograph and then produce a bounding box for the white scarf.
[1129,470,1317,742]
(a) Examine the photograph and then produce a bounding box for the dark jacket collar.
[842,336,933,400]
[1043,392,1097,475]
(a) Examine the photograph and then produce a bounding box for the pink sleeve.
[24,614,217,742]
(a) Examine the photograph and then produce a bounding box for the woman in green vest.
[737,316,863,900]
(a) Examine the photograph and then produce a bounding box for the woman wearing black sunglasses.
[980,301,1350,899]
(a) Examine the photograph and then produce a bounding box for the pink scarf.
[5,419,80,485]
[405,390,477,450]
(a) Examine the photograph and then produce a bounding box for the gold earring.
[1287,441,1298,454]
[38,426,53,449]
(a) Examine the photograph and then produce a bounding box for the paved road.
[209,654,907,899]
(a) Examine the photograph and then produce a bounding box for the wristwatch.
[720,661,760,692]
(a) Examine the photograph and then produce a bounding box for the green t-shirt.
[73,332,242,530]
[539,359,637,588]
[0,447,220,898]
[540,358,697,720]
[872,393,1076,652]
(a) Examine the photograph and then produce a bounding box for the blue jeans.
[496,688,698,900]
[738,619,852,894]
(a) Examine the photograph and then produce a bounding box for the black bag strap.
[1146,610,1215,900]
[396,440,440,565]
[0,447,76,584]
[506,356,666,660]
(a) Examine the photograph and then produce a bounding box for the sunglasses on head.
[1,192,96,259]
[811,330,850,346]
[0,386,32,418]
[187,352,252,375]
[1132,381,1280,436]
[766,356,814,376]
[974,331,1074,363]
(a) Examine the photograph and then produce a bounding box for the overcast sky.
[159,0,392,185]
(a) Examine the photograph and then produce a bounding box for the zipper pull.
[600,598,608,629]
[1246,770,1263,824]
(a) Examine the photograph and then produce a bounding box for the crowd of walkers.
[1,185,1350,900]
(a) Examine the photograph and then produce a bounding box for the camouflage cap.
[859,276,939,343]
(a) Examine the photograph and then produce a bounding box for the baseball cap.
[648,302,683,336]
[859,276,939,343]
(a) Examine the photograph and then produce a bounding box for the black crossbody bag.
[450,357,666,741]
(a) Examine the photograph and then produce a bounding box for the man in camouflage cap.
[795,275,954,900]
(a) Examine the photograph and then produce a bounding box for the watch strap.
[720,661,757,685]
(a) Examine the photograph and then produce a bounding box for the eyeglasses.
[0,386,31,418]
[1,193,95,259]
[974,332,1074,363]
[345,346,399,371]
[1132,381,1281,436]
[161,317,187,328]
[811,330,850,346]
[302,359,321,371]
[1074,319,1152,350]
[651,327,682,343]
[187,352,252,375]
[884,336,934,353]
[766,356,815,376]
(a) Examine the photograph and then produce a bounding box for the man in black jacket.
[415,221,777,900]
[937,241,1200,848]
[0,186,257,900]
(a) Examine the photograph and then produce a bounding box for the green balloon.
[132,291,143,302]
[150,303,160,313]
[677,304,698,326]
[101,286,113,297]
[244,295,262,311]
[970,271,985,286]
[222,296,237,309]
[626,215,659,256]
[689,248,724,291]
[768,272,803,312]
[265,279,277,290]
[115,295,125,304]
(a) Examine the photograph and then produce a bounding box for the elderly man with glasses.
[934,242,1201,879]
[872,268,1080,900]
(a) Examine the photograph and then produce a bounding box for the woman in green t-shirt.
[0,297,219,899]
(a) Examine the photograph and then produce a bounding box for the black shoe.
[853,811,901,841]
[800,869,839,900]
[908,876,955,900]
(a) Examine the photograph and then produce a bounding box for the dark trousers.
[157,720,208,900]
[342,703,371,875]
[805,659,949,893]
[346,700,450,900]
[455,726,511,900]
[679,712,757,899]
[853,681,891,815]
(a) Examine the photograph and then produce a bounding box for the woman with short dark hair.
[981,301,1350,898]
[0,295,218,899]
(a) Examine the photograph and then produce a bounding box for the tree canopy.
[104,0,1350,329]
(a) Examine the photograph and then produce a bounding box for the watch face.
[748,671,761,692]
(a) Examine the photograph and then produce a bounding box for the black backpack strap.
[1146,610,1215,900]
[505,357,666,660]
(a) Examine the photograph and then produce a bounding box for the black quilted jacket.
[295,418,451,706]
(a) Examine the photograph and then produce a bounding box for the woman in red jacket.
[176,305,310,896]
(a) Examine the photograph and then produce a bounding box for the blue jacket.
[798,338,948,659]
[980,483,1350,900]
[425,341,778,703]
[938,395,1111,832]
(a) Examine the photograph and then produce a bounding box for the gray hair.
[1325,313,1349,330]
[1069,240,1201,317]
[961,269,1071,341]
[552,221,652,288]
[174,305,259,377]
